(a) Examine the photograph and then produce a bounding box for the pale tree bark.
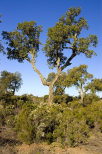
[48,85,54,106]
[80,88,85,104]
[78,84,85,104]
[30,53,61,105]
[29,50,76,106]
[30,52,50,86]
[48,67,61,105]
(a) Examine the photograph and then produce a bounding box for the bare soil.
[0,127,102,154]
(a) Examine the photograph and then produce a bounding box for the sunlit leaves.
[44,8,98,67]
[0,71,22,95]
[2,21,42,62]
[86,79,102,93]
[66,65,93,87]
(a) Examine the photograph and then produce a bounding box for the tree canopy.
[0,71,22,95]
[2,21,42,62]
[85,78,102,94]
[44,8,98,69]
[64,65,93,103]
[47,72,68,95]
[1,8,98,105]
[66,65,93,87]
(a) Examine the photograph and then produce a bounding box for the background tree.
[85,78,102,94]
[65,65,93,103]
[47,72,68,95]
[2,8,98,105]
[0,71,22,95]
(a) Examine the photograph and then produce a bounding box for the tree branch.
[30,52,50,86]
[51,68,61,86]
[61,51,76,71]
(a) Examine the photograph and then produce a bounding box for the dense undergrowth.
[0,94,102,147]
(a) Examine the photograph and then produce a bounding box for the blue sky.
[0,0,102,97]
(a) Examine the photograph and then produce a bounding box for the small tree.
[66,65,93,103]
[47,72,68,95]
[2,8,97,105]
[0,71,22,95]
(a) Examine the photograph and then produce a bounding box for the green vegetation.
[0,93,102,147]
[1,8,97,105]
[0,71,22,96]
[0,7,102,150]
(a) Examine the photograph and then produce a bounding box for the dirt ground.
[0,127,102,154]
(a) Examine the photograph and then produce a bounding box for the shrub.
[85,100,102,131]
[54,94,73,104]
[53,107,90,147]
[15,103,38,144]
[5,115,15,128]
[83,94,100,106]
[0,104,15,127]
[15,103,63,144]
[7,97,102,147]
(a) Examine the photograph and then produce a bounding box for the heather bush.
[53,94,73,104]
[53,107,90,146]
[1,94,102,147]
[15,102,38,144]
[0,104,15,127]
[85,100,102,130]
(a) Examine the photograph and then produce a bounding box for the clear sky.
[0,0,102,97]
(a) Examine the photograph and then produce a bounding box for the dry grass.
[0,127,102,154]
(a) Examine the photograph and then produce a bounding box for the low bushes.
[15,100,102,146]
[0,93,102,147]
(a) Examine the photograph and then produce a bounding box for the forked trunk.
[31,56,61,106]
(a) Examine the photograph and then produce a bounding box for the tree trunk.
[48,68,61,105]
[48,85,54,106]
[30,55,61,106]
[12,89,15,95]
[80,88,85,104]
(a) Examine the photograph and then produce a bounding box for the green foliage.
[2,21,42,62]
[0,93,102,147]
[0,71,22,95]
[0,105,5,126]
[53,107,90,146]
[1,8,98,106]
[15,100,102,146]
[0,7,101,148]
[54,94,73,104]
[67,65,93,86]
[0,104,15,127]
[83,94,100,105]
[85,78,102,93]
[15,103,37,144]
[15,104,62,144]
[67,100,82,109]
[44,8,98,67]
[47,72,67,95]
[2,8,97,69]
[65,65,93,104]
[0,94,40,128]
